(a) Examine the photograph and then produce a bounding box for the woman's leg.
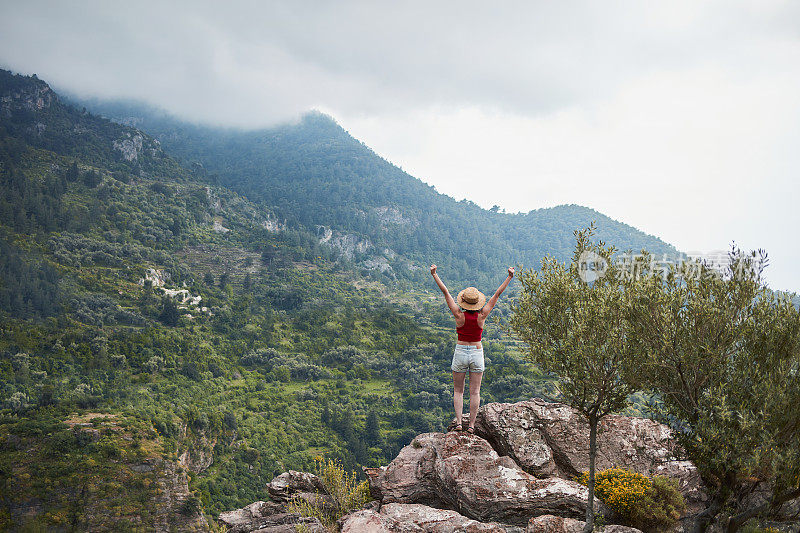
[468,371,483,430]
[452,371,466,428]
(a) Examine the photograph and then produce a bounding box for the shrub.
[740,521,782,533]
[179,494,201,516]
[159,298,180,327]
[181,361,202,381]
[240,348,278,366]
[145,356,164,373]
[576,467,685,531]
[6,391,29,412]
[286,455,371,531]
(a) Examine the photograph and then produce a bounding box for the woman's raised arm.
[431,264,461,317]
[481,267,514,317]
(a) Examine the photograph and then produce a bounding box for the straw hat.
[457,286,486,311]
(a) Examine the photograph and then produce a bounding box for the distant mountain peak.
[0,68,58,115]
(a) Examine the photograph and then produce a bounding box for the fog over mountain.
[1,2,798,290]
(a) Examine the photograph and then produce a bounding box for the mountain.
[75,97,679,289]
[0,68,676,530]
[0,68,561,530]
[0,71,184,179]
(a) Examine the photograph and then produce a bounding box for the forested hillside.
[0,69,684,529]
[0,70,563,529]
[78,98,679,289]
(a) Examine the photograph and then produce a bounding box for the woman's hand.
[508,266,515,278]
[430,264,437,276]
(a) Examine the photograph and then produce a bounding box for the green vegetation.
[286,455,371,531]
[509,225,643,531]
[0,413,177,531]
[511,225,800,531]
[626,247,800,531]
[78,97,679,290]
[0,69,553,527]
[8,68,797,531]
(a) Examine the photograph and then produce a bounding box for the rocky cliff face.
[218,398,713,532]
[0,68,179,176]
[112,131,144,161]
[0,74,55,116]
[0,412,209,532]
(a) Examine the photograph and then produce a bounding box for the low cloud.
[1,1,798,290]
[3,1,798,127]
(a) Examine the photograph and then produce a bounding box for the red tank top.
[457,311,483,342]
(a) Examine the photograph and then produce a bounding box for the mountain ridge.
[71,93,680,288]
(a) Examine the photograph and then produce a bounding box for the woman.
[430,264,514,433]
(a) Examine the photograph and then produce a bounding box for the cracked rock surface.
[449,398,707,514]
[365,431,599,526]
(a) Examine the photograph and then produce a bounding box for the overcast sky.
[2,1,799,291]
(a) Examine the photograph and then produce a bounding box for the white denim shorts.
[451,344,485,373]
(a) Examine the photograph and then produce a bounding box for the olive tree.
[509,225,641,531]
[626,247,800,532]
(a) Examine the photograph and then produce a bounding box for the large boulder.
[450,399,707,513]
[527,515,643,533]
[364,431,601,526]
[340,509,416,532]
[219,471,338,532]
[217,500,326,533]
[266,470,326,502]
[381,503,511,532]
[340,503,514,532]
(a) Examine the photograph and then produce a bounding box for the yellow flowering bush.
[577,468,685,531]
[287,455,371,532]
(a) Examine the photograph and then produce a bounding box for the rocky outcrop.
[139,268,207,315]
[381,503,510,532]
[261,217,285,232]
[363,256,394,274]
[364,431,600,526]
[449,398,707,514]
[0,75,55,117]
[213,218,231,233]
[217,472,336,532]
[340,503,513,532]
[218,501,326,532]
[113,132,144,161]
[220,398,723,532]
[153,457,210,532]
[328,233,371,260]
[138,268,170,287]
[373,206,415,227]
[527,515,643,533]
[267,470,327,502]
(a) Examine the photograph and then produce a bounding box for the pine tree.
[159,298,179,327]
[365,410,380,446]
